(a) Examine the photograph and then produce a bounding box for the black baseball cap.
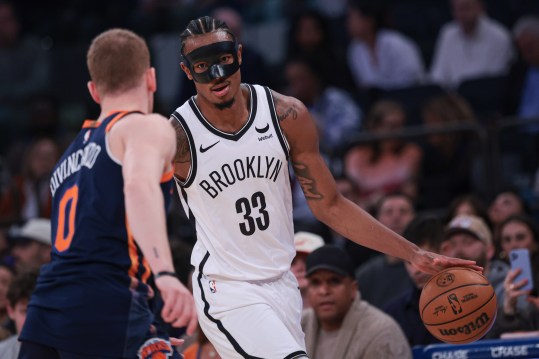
[306,245,355,277]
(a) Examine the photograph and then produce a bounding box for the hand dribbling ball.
[419,267,497,344]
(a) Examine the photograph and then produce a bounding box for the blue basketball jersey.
[20,111,174,358]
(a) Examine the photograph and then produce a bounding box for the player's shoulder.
[114,113,174,140]
[269,89,308,123]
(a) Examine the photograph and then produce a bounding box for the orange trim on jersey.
[141,257,152,283]
[160,168,174,183]
[82,120,100,129]
[125,217,140,279]
[105,111,130,133]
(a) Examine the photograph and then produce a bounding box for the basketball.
[419,267,497,344]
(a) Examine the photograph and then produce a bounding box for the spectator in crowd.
[291,231,325,310]
[355,193,415,309]
[286,9,351,90]
[445,193,493,228]
[346,0,425,91]
[0,263,12,341]
[8,218,51,271]
[498,214,539,311]
[385,215,445,346]
[418,94,476,210]
[488,189,529,258]
[430,0,513,89]
[302,245,412,359]
[284,56,362,156]
[345,101,422,211]
[0,1,50,103]
[0,137,59,223]
[0,268,38,359]
[511,16,539,124]
[441,214,509,307]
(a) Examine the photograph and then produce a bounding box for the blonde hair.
[87,28,150,95]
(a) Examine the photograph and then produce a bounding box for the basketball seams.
[422,291,496,326]
[420,283,492,320]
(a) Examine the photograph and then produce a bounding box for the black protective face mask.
[182,41,240,84]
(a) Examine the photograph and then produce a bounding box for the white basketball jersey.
[172,84,295,281]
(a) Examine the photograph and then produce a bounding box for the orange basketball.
[419,267,497,344]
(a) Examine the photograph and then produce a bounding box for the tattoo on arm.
[293,162,324,200]
[274,96,298,122]
[153,247,159,258]
[170,119,190,164]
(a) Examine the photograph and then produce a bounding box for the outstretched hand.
[155,275,198,335]
[410,248,483,275]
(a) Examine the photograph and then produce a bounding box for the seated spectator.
[0,137,59,223]
[286,9,351,90]
[489,189,529,229]
[511,16,539,127]
[302,245,412,359]
[284,56,362,156]
[384,215,445,346]
[0,268,38,359]
[498,214,539,312]
[444,193,492,228]
[345,101,422,211]
[354,193,415,309]
[487,216,539,338]
[418,94,476,210]
[346,1,425,91]
[291,231,325,309]
[430,0,513,89]
[8,218,51,271]
[488,189,530,258]
[441,214,508,307]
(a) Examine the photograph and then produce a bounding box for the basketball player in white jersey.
[170,16,481,359]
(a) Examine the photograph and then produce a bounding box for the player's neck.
[97,88,150,121]
[195,85,250,132]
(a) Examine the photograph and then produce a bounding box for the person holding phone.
[486,214,539,338]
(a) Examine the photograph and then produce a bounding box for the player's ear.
[147,67,157,93]
[237,43,243,66]
[87,81,101,104]
[486,245,495,260]
[180,62,193,80]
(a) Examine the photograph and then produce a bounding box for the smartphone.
[509,248,534,291]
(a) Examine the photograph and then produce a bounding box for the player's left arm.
[273,91,480,274]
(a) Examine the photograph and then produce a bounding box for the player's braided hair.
[180,16,236,55]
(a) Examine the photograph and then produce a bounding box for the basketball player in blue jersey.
[18,29,197,359]
[170,16,481,359]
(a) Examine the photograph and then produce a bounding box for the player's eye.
[220,54,232,64]
[193,62,208,73]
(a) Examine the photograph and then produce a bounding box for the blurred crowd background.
[1,0,539,355]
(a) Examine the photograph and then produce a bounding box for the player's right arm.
[169,117,191,181]
[108,113,197,334]
[272,91,481,275]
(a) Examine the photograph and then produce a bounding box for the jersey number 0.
[235,191,270,236]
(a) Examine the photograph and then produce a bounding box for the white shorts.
[192,265,308,358]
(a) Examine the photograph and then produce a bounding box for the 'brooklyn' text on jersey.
[199,155,283,198]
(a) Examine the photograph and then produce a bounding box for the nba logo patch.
[138,338,172,359]
[209,280,217,293]
[83,130,91,144]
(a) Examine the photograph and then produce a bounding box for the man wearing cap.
[301,245,412,359]
[291,231,325,309]
[9,218,51,271]
[441,214,509,306]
